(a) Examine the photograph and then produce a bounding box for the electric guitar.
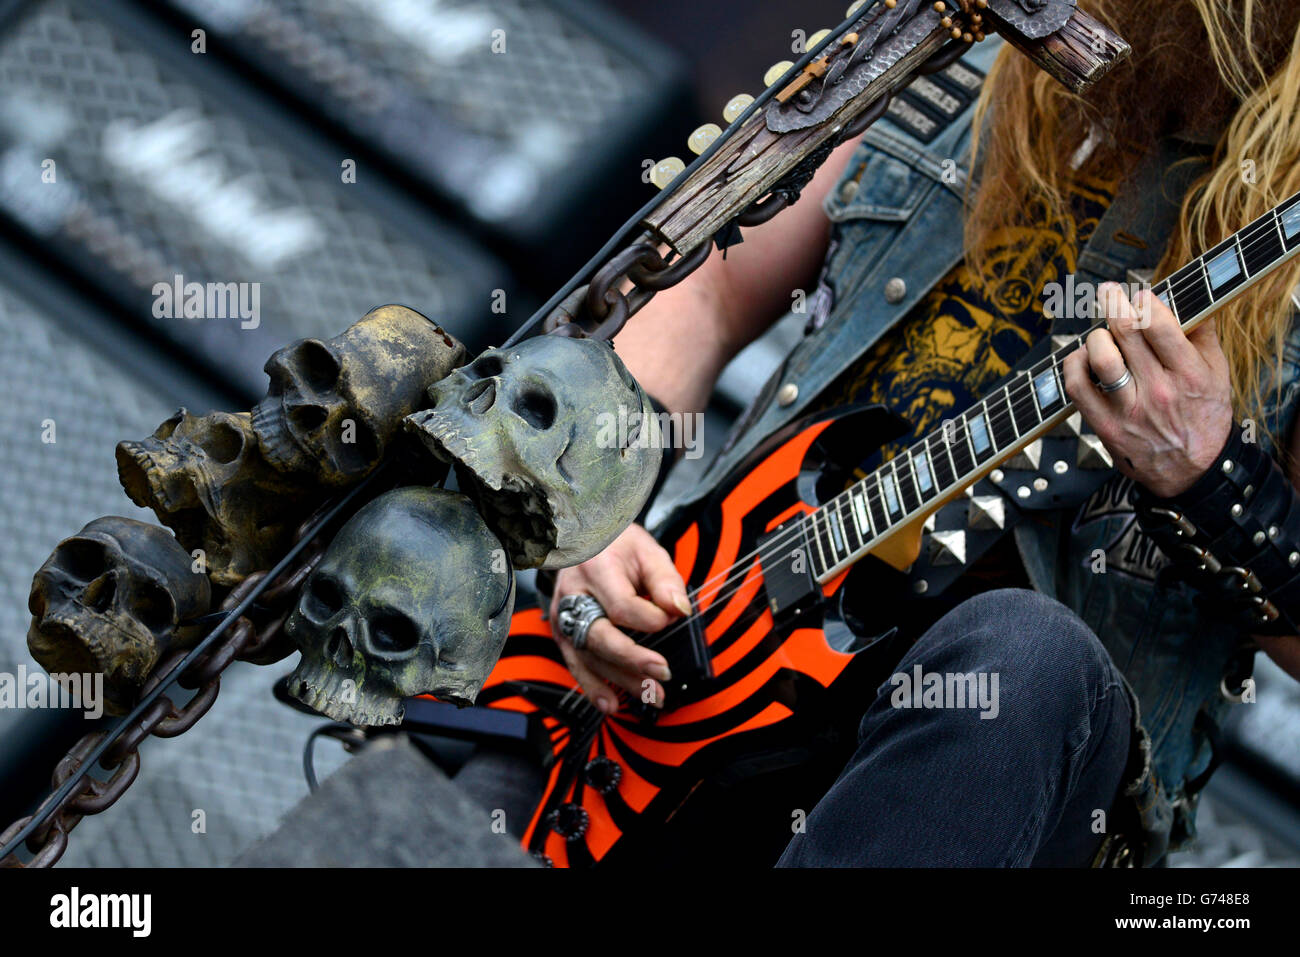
[448,190,1300,868]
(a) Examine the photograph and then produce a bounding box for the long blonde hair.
[966,1,1300,433]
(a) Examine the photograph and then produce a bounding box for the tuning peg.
[650,156,686,189]
[687,123,722,155]
[846,0,867,16]
[765,60,796,88]
[722,93,755,124]
[807,28,832,50]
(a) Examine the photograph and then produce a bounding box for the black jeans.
[777,588,1132,867]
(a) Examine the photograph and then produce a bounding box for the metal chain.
[0,500,335,868]
[0,9,983,870]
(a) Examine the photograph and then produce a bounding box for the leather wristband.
[1133,423,1300,635]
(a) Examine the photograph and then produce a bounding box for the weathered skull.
[404,336,661,569]
[27,517,211,715]
[284,486,515,726]
[252,304,468,485]
[116,409,316,586]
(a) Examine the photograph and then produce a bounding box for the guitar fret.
[1031,357,1065,416]
[867,474,891,531]
[1202,236,1246,303]
[1169,257,1211,320]
[1280,197,1300,250]
[851,486,873,538]
[808,510,830,574]
[1241,212,1284,278]
[1010,372,1040,435]
[912,446,936,500]
[987,388,1018,450]
[838,495,862,555]
[928,431,957,490]
[948,416,976,475]
[894,455,921,513]
[966,405,994,465]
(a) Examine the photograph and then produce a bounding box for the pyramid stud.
[1077,433,1114,469]
[650,157,685,189]
[687,123,722,155]
[1051,411,1083,439]
[723,93,755,124]
[1002,439,1042,471]
[967,495,1006,531]
[930,529,967,566]
[923,514,937,532]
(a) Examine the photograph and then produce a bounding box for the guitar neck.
[804,189,1300,583]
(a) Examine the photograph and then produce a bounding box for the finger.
[1098,282,1161,379]
[1061,341,1112,431]
[583,654,665,708]
[1133,288,1200,374]
[585,559,672,633]
[1186,316,1228,373]
[629,538,692,617]
[1083,327,1137,401]
[583,617,671,681]
[554,638,620,714]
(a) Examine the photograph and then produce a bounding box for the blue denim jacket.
[664,37,1300,862]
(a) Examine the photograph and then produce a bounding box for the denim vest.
[660,37,1300,861]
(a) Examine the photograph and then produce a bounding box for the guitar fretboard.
[786,189,1300,582]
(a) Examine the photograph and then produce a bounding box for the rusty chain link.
[0,4,977,869]
[0,481,366,868]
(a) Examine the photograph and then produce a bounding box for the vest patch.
[887,58,987,144]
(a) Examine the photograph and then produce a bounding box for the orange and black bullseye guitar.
[475,404,924,868]
[413,190,1300,868]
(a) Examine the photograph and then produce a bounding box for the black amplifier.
[141,0,692,279]
[0,0,517,402]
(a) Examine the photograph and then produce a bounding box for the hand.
[1062,282,1234,499]
[549,523,692,713]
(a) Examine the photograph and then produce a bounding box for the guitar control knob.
[546,803,590,841]
[584,757,623,794]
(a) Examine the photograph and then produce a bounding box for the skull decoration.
[404,336,662,569]
[252,304,468,486]
[28,517,211,715]
[284,486,515,726]
[116,409,317,586]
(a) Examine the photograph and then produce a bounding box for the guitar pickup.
[757,522,820,619]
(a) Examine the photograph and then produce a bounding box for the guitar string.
[669,205,1299,606]
[604,209,1300,659]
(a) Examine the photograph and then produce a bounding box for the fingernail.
[649,663,672,682]
[673,593,692,616]
[596,697,614,715]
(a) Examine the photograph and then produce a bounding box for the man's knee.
[895,588,1117,711]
